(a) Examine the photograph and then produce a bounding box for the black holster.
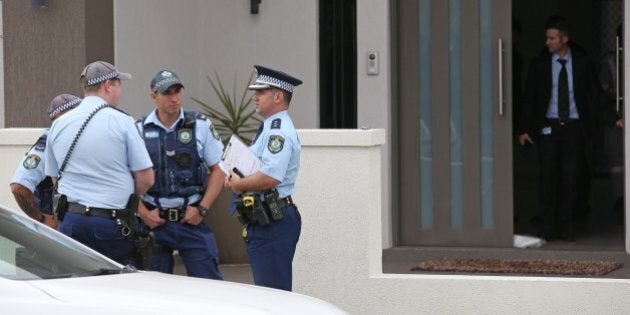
[134,231,155,270]
[125,194,155,269]
[235,193,270,226]
[53,194,68,221]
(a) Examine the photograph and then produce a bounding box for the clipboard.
[219,134,261,176]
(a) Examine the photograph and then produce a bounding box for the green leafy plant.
[191,71,261,145]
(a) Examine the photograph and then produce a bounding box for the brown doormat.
[411,258,622,276]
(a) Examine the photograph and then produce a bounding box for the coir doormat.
[411,258,622,276]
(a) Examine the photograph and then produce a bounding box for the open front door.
[397,0,512,246]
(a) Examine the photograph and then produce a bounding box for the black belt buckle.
[167,208,179,222]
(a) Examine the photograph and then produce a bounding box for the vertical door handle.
[616,35,622,113]
[497,38,505,116]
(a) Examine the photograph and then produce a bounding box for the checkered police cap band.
[86,71,120,86]
[47,94,81,120]
[248,65,302,94]
[255,75,295,93]
[81,61,132,87]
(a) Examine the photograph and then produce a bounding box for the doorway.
[512,0,625,250]
[396,0,512,247]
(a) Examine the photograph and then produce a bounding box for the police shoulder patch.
[267,135,285,154]
[23,154,41,169]
[271,118,281,129]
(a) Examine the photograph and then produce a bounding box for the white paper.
[513,234,546,249]
[219,134,261,177]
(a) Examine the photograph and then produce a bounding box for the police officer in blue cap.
[225,65,303,291]
[10,94,81,228]
[136,70,224,279]
[45,61,154,265]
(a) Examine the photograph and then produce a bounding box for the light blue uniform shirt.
[11,129,49,192]
[546,51,579,119]
[45,96,153,209]
[136,109,224,208]
[250,110,301,198]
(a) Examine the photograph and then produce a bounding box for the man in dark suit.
[518,16,605,242]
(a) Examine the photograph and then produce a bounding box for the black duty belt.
[159,208,185,222]
[67,202,126,219]
[275,195,294,209]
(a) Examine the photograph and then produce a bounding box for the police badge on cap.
[151,70,184,94]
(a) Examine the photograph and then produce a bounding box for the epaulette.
[271,118,281,129]
[182,109,198,128]
[196,112,208,121]
[33,133,47,152]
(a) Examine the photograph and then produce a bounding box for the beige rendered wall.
[1,128,630,313]
[113,0,318,129]
[114,0,394,248]
[292,129,630,314]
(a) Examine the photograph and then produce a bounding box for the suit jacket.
[519,47,598,140]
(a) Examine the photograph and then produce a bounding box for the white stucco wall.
[1,128,630,313]
[293,129,630,314]
[356,0,393,247]
[113,0,318,129]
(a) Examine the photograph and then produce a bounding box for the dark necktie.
[252,122,264,144]
[557,58,569,122]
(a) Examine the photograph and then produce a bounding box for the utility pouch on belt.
[117,194,140,239]
[235,193,270,226]
[263,189,284,221]
[53,194,68,221]
[134,231,155,270]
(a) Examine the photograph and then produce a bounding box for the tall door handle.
[616,35,622,113]
[497,38,505,116]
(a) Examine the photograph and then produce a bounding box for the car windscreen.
[0,207,122,280]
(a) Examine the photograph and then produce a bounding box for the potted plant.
[191,71,261,145]
[191,72,260,264]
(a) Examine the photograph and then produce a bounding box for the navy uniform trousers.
[246,204,301,291]
[150,219,223,280]
[59,213,136,266]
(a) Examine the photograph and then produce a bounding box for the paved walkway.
[173,254,254,284]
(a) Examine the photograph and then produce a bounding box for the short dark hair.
[545,15,570,37]
[272,87,293,105]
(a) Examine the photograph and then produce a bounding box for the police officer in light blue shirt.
[226,65,302,291]
[136,70,224,279]
[45,61,154,265]
[10,94,81,229]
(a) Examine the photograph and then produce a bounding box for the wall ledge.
[298,128,385,147]
[0,128,45,145]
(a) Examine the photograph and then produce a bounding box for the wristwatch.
[197,204,209,217]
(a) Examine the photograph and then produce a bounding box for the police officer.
[10,94,81,228]
[225,65,302,291]
[136,70,224,279]
[45,61,154,265]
